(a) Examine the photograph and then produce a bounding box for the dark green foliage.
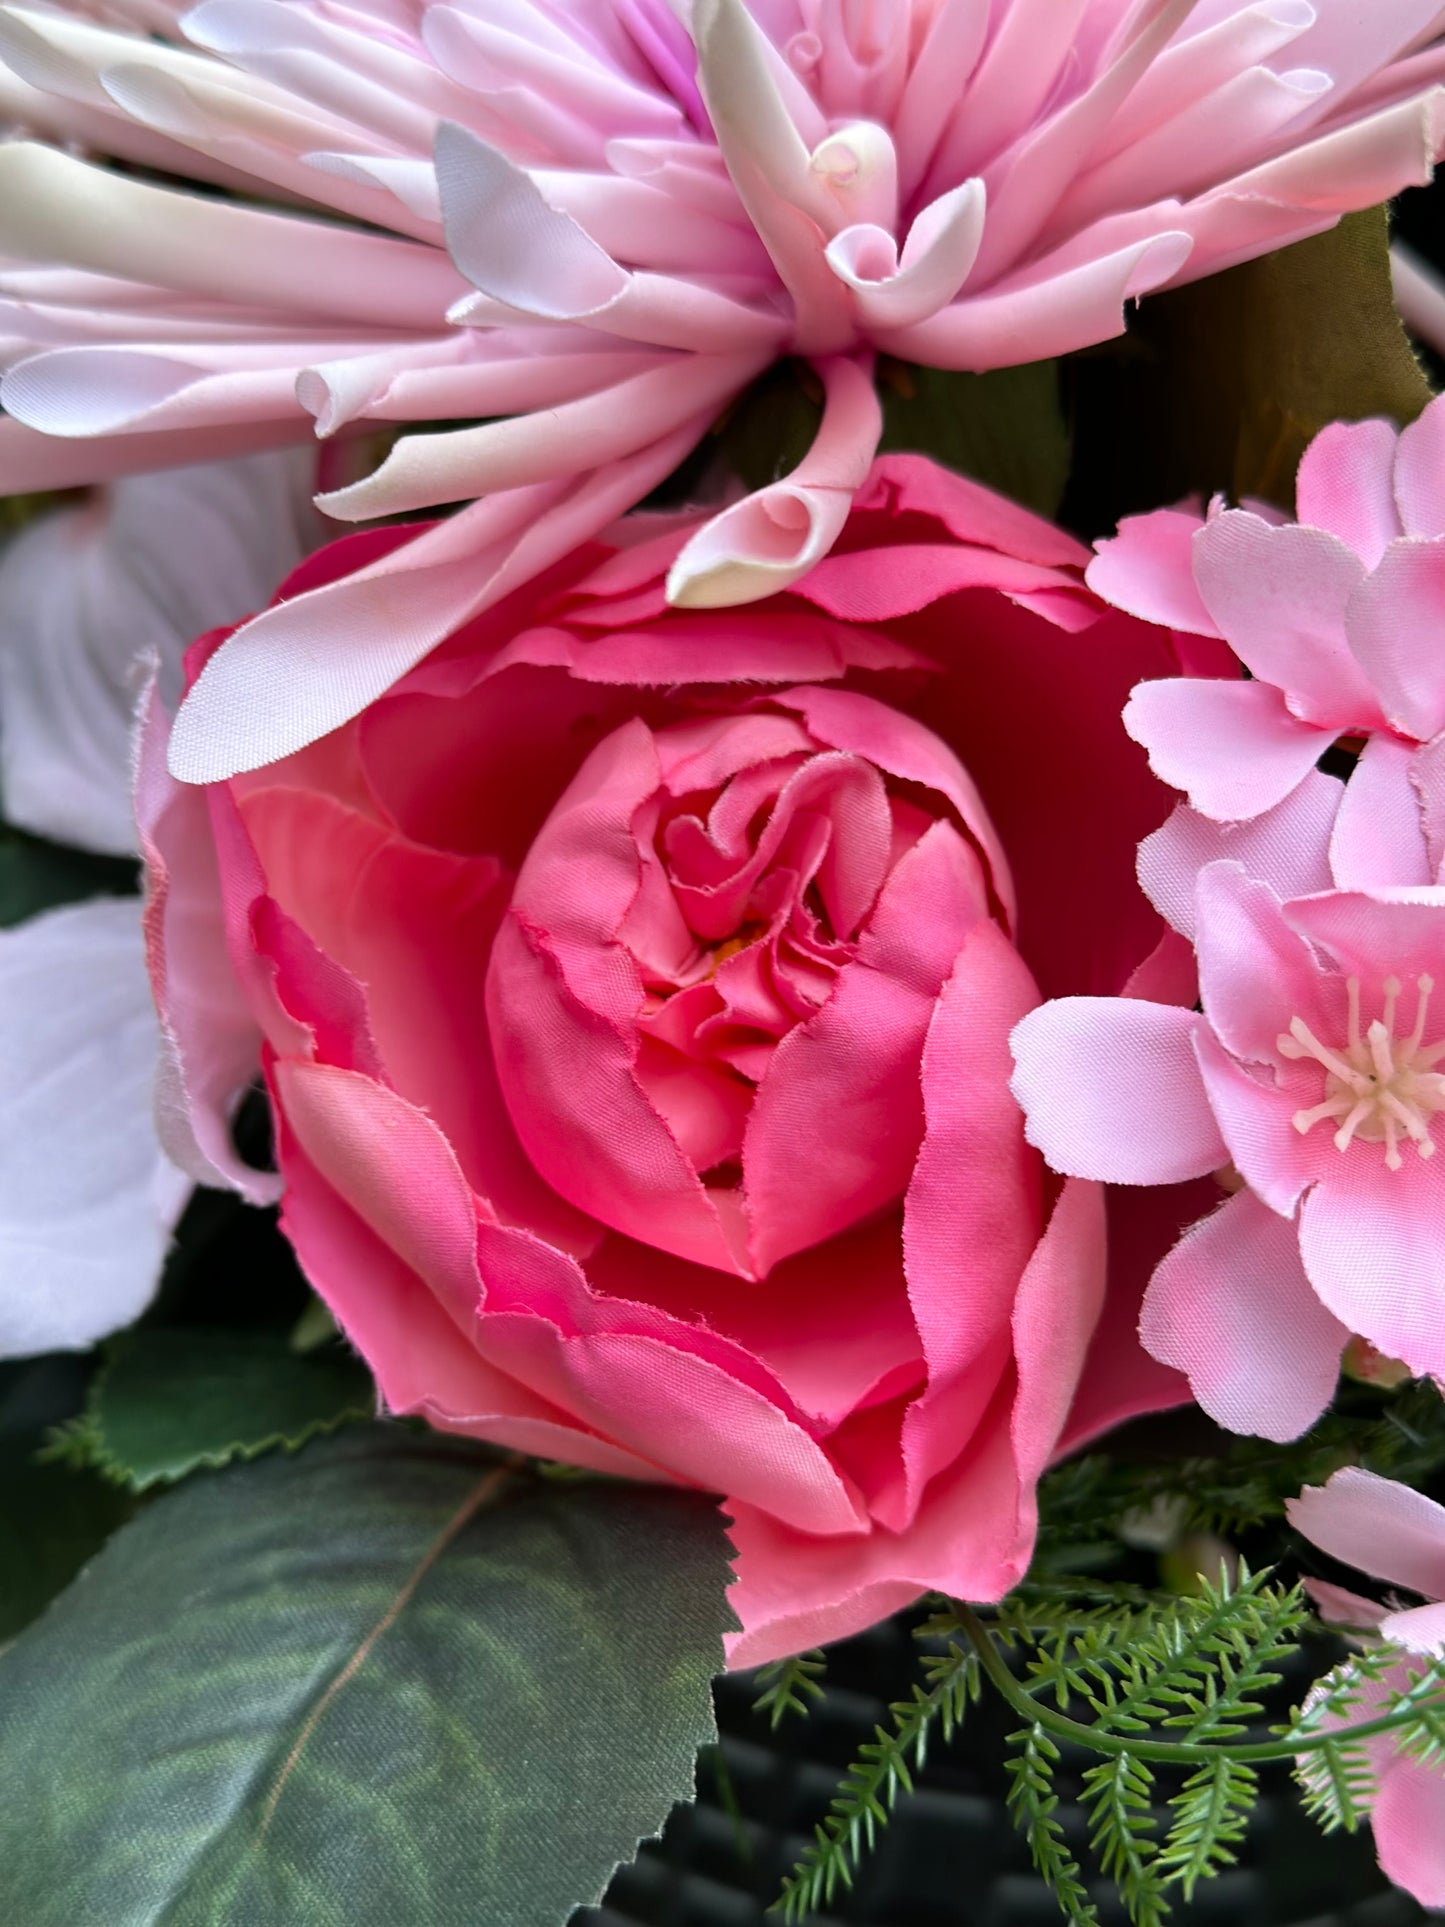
[0,823,137,928]
[53,1325,375,1489]
[0,1426,734,1927]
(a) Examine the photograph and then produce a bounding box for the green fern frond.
[1081,1752,1170,1926]
[751,1650,827,1730]
[1004,1723,1100,1927]
[772,1643,978,1920]
[1158,1756,1256,1898]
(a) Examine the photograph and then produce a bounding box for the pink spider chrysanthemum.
[3,0,1445,778]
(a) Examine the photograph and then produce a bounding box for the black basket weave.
[581,1614,1432,1927]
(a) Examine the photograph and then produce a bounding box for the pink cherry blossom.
[1011,865,1445,1441]
[3,3,1445,780]
[1287,1466,1445,1907]
[1091,390,1445,889]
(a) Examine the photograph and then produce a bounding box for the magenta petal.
[1140,1187,1345,1442]
[742,819,987,1275]
[1329,730,1432,886]
[1288,1467,1445,1601]
[1009,997,1226,1185]
[1191,512,1377,725]
[1295,417,1403,570]
[1345,538,1445,742]
[1124,676,1332,821]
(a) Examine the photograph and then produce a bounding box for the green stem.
[954,1605,1441,1768]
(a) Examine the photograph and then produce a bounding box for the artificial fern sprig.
[772,1640,978,1921]
[773,1567,1445,1927]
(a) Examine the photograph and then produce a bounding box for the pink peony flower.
[3,2,1444,780]
[1012,863,1445,1442]
[1092,390,1445,889]
[1287,1466,1445,1908]
[141,456,1195,1662]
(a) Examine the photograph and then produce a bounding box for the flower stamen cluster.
[1280,975,1445,1169]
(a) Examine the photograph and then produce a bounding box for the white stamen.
[1279,974,1445,1170]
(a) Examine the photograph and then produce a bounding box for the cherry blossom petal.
[1009,997,1227,1185]
[1288,1467,1445,1601]
[1140,1185,1345,1442]
[1329,730,1432,888]
[1124,674,1332,821]
[1345,537,1445,743]
[1295,415,1404,570]
[1137,775,1341,940]
[1086,504,1217,637]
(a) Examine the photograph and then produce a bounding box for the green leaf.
[0,823,138,928]
[0,1355,132,1641]
[1063,204,1433,534]
[77,1326,376,1489]
[0,1426,733,1927]
[878,359,1071,517]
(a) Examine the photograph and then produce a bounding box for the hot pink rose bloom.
[1288,1467,1445,1908]
[4,2,1444,780]
[1091,391,1445,889]
[141,457,1194,1663]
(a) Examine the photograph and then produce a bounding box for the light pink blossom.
[3,2,1444,779]
[1092,390,1445,889]
[1287,1466,1445,1908]
[1011,866,1445,1441]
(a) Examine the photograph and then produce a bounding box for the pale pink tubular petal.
[824,179,985,332]
[1191,512,1377,724]
[1086,504,1217,636]
[318,352,758,521]
[743,818,989,1277]
[1299,1153,1445,1384]
[168,422,705,782]
[0,898,187,1357]
[691,0,851,353]
[1329,731,1432,887]
[1288,1467,1445,1601]
[1392,387,1445,537]
[1345,538,1445,742]
[434,118,627,317]
[1393,240,1445,371]
[1380,1600,1445,1656]
[877,229,1192,371]
[666,354,882,609]
[0,408,305,493]
[1295,417,1404,570]
[1372,1752,1445,1909]
[136,684,275,1203]
[1124,675,1332,821]
[4,349,315,440]
[1009,997,1227,1185]
[1141,1186,1346,1442]
[0,143,465,327]
[1138,774,1341,940]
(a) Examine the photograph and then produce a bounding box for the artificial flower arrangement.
[7,3,1445,1923]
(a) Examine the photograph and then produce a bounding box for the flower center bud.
[1278,975,1445,1170]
